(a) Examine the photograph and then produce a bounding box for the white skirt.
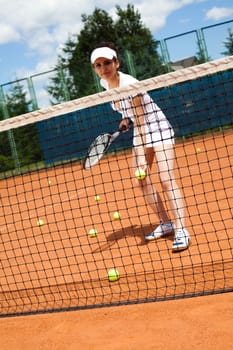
[133,110,175,147]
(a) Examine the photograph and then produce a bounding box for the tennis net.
[0,56,233,317]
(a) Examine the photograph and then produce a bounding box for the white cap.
[90,47,117,64]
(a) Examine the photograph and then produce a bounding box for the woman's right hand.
[119,118,132,132]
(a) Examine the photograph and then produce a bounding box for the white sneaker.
[145,222,175,241]
[172,229,190,251]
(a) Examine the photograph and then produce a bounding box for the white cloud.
[0,0,213,81]
[0,1,205,47]
[206,6,233,20]
[126,0,199,33]
[0,0,90,53]
[0,24,20,44]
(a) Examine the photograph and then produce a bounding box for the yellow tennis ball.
[37,219,44,226]
[135,168,146,180]
[196,147,201,153]
[94,195,100,202]
[48,179,52,185]
[108,269,120,282]
[113,211,121,220]
[88,228,98,237]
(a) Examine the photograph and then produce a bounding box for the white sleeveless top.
[100,71,174,146]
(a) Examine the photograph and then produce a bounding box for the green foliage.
[114,5,166,79]
[47,4,165,103]
[0,82,43,172]
[196,48,212,64]
[221,28,233,56]
[5,82,31,116]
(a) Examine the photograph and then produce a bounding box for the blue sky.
[156,1,233,62]
[0,0,232,106]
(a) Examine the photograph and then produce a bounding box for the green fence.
[158,19,233,70]
[0,20,232,173]
[0,20,232,112]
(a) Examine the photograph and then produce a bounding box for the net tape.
[0,56,232,132]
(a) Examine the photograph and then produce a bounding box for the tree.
[47,8,116,103]
[47,5,165,103]
[221,28,233,56]
[195,44,212,64]
[114,4,165,80]
[0,82,42,171]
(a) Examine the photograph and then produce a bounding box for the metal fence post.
[27,77,39,110]
[0,85,21,173]
[125,49,137,77]
[160,39,172,72]
[196,28,209,62]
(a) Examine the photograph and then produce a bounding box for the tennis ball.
[113,211,121,220]
[135,168,146,180]
[37,219,44,226]
[196,147,201,153]
[108,269,120,282]
[48,179,52,185]
[88,228,98,237]
[94,195,100,202]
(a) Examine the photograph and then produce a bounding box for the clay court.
[1,128,233,350]
[1,292,232,350]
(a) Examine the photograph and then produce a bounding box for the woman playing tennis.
[90,42,190,251]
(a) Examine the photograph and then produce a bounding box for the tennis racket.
[83,127,126,170]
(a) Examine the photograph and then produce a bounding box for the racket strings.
[84,134,110,168]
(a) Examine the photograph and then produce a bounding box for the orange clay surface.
[0,130,233,348]
[1,292,233,350]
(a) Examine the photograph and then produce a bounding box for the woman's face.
[93,57,119,82]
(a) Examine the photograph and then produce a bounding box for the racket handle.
[119,125,127,132]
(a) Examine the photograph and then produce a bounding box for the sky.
[0,0,232,106]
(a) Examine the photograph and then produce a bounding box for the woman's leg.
[154,143,185,229]
[135,140,190,250]
[153,143,190,251]
[132,147,170,223]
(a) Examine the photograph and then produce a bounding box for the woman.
[90,42,190,252]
